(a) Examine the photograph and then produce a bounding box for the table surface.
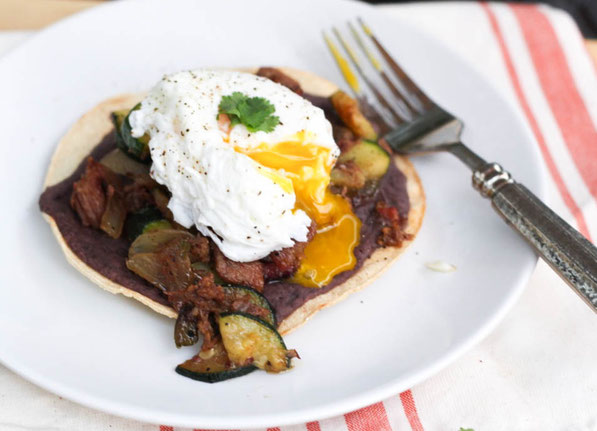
[2,0,597,61]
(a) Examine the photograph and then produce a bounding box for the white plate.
[0,0,545,428]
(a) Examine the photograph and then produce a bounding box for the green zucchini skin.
[175,363,256,383]
[338,140,390,181]
[218,312,293,373]
[223,286,277,327]
[124,206,170,242]
[110,110,128,154]
[175,342,257,383]
[118,104,151,163]
[174,288,277,382]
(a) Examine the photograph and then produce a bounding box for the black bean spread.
[39,94,410,324]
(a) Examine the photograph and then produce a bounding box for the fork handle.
[473,162,597,312]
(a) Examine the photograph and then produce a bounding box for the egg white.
[130,69,338,262]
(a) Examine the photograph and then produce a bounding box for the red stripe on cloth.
[266,428,281,431]
[159,427,173,431]
[306,421,322,431]
[512,4,597,202]
[193,429,238,431]
[480,2,592,239]
[344,402,392,431]
[399,391,424,431]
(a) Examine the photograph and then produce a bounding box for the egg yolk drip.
[236,133,361,288]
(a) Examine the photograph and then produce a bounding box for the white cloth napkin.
[2,2,597,430]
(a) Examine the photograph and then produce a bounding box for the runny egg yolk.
[236,132,361,288]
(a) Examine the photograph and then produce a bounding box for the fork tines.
[323,18,438,133]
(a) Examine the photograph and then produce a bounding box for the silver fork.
[325,19,597,313]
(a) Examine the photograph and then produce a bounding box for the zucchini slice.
[128,228,193,255]
[223,286,276,327]
[218,313,296,373]
[125,206,171,242]
[175,342,256,383]
[111,109,128,133]
[338,140,390,181]
[111,110,129,158]
[119,104,151,163]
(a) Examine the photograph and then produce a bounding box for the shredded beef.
[376,201,412,247]
[168,272,270,351]
[70,157,121,229]
[70,159,106,228]
[213,247,265,291]
[190,234,210,263]
[123,174,156,213]
[256,67,304,95]
[262,222,316,281]
[168,273,224,350]
[196,309,218,350]
[168,273,226,311]
[333,124,359,153]
[151,187,174,221]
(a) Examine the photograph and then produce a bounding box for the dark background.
[366,0,597,37]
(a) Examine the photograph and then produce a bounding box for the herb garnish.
[218,92,280,133]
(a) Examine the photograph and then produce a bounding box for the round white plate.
[0,0,545,428]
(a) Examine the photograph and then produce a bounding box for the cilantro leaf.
[218,92,280,133]
[258,115,281,133]
[218,92,244,127]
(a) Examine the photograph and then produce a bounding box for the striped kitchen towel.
[1,2,597,430]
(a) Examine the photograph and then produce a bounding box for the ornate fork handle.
[473,162,597,310]
[325,20,597,312]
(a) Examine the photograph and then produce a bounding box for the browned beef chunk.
[213,247,264,291]
[256,67,304,95]
[263,246,305,281]
[168,273,225,350]
[70,158,106,228]
[168,272,226,310]
[190,234,210,263]
[333,124,359,153]
[196,309,218,351]
[70,157,121,229]
[151,187,175,221]
[262,222,316,281]
[123,174,157,213]
[376,201,412,247]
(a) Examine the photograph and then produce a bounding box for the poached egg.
[130,69,360,287]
